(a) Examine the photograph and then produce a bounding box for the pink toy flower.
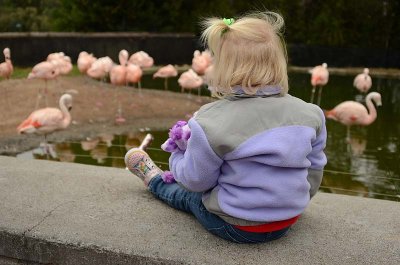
[161,171,176,184]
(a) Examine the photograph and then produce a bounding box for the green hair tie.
[221,18,235,35]
[223,18,235,26]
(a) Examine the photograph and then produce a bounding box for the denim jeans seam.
[222,226,242,243]
[207,226,225,231]
[228,226,259,243]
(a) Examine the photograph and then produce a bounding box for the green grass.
[11,65,81,79]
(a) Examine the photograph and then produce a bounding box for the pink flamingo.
[77,51,97,74]
[17,93,73,153]
[58,56,73,76]
[353,68,372,94]
[310,63,329,105]
[126,63,143,89]
[47,52,65,62]
[110,50,129,86]
[87,56,113,81]
[325,92,382,140]
[0,48,13,107]
[153,64,178,90]
[49,55,73,77]
[0,48,13,80]
[178,69,204,97]
[110,50,129,124]
[191,50,212,75]
[128,51,154,68]
[28,61,60,108]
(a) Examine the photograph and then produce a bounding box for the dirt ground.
[0,76,212,155]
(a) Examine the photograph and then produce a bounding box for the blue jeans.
[148,176,290,243]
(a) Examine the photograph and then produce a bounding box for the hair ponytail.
[200,11,289,96]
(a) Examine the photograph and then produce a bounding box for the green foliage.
[0,0,398,49]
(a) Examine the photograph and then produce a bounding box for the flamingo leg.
[317,85,323,106]
[164,78,168,90]
[35,87,42,109]
[310,86,316,103]
[44,79,48,107]
[138,81,142,96]
[4,86,10,109]
[43,134,50,160]
[346,126,351,143]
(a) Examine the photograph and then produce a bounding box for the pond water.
[17,72,400,202]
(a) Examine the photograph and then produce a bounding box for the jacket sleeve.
[169,118,223,192]
[306,111,327,198]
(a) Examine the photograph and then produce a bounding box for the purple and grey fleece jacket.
[169,91,327,226]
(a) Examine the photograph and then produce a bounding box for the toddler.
[125,11,327,243]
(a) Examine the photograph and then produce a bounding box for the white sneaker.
[124,148,162,186]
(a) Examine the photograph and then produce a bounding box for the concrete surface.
[0,155,399,265]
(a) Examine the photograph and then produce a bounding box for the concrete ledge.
[0,156,399,265]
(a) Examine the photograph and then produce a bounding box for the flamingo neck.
[59,98,71,128]
[364,95,377,125]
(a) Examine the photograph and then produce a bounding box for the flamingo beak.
[68,106,72,111]
[376,102,382,107]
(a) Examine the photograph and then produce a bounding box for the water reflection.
[16,72,400,201]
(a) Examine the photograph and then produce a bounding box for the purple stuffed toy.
[160,120,191,183]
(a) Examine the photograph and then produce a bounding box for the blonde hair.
[200,11,288,97]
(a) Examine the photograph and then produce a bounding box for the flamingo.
[191,50,212,75]
[126,63,143,89]
[325,92,382,140]
[47,54,73,95]
[153,64,178,90]
[77,51,97,74]
[87,56,113,81]
[128,51,154,68]
[47,52,64,62]
[110,50,129,86]
[0,48,13,80]
[110,50,130,124]
[17,93,73,153]
[58,56,73,76]
[47,52,73,75]
[178,69,204,97]
[28,61,60,108]
[0,47,13,107]
[353,68,372,94]
[310,63,329,105]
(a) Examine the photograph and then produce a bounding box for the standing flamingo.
[77,51,97,74]
[0,48,13,80]
[28,61,60,108]
[87,56,114,81]
[128,51,154,68]
[110,50,129,86]
[191,50,212,75]
[310,63,329,105]
[0,48,13,107]
[47,52,73,76]
[353,68,372,94]
[17,93,73,153]
[153,64,178,90]
[325,92,382,140]
[110,50,129,124]
[126,63,143,89]
[178,69,204,98]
